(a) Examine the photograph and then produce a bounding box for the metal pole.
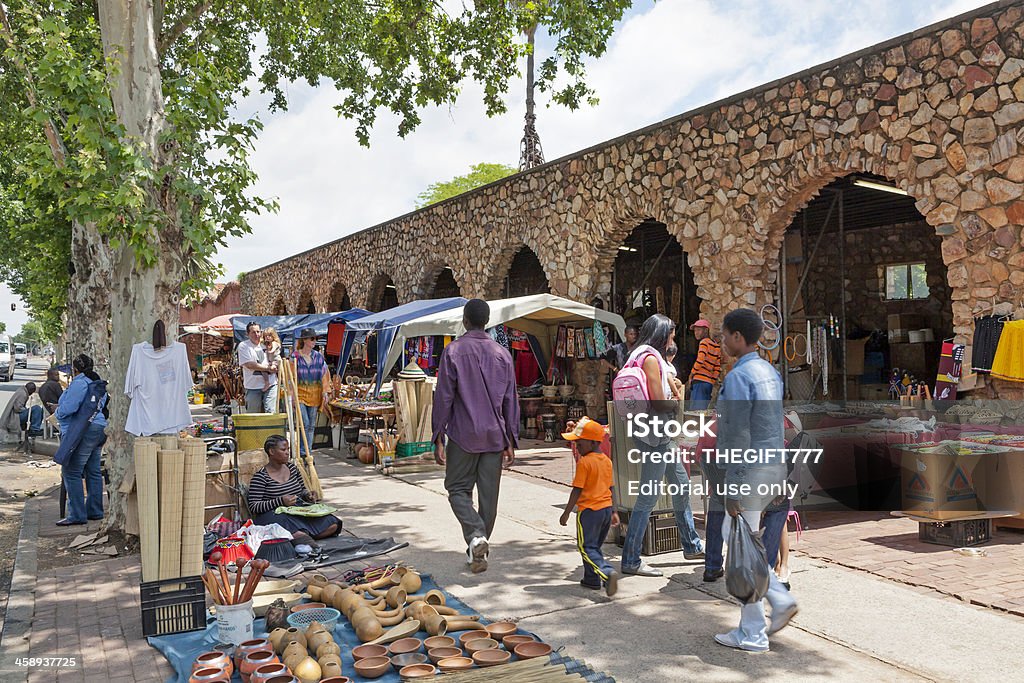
[839,189,847,403]
[790,192,839,315]
[781,234,789,395]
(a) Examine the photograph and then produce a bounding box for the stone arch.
[328,281,351,311]
[486,244,552,299]
[271,296,287,316]
[367,273,400,312]
[416,263,463,299]
[295,290,316,315]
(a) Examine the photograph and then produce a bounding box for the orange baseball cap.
[689,319,711,329]
[562,416,606,441]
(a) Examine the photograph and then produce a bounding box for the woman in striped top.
[247,434,342,539]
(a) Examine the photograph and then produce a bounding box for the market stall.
[232,309,372,351]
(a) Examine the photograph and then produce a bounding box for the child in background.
[559,417,620,597]
[665,344,685,399]
[262,328,282,392]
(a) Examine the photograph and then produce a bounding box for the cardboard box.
[845,338,868,376]
[899,444,982,513]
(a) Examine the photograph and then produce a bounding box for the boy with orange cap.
[688,319,722,410]
[559,417,620,597]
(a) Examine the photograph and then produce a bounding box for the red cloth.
[514,350,541,386]
[326,322,346,356]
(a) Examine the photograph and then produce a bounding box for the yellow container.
[193,393,204,405]
[233,413,288,451]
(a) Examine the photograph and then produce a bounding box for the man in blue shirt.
[714,308,798,652]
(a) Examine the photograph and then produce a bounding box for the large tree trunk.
[67,219,113,375]
[95,0,185,532]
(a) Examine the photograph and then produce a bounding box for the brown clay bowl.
[320,678,352,683]
[399,664,437,678]
[351,644,388,661]
[502,634,535,648]
[458,630,490,646]
[427,647,462,664]
[289,602,326,614]
[353,655,391,679]
[473,649,512,667]
[437,656,474,673]
[423,635,456,650]
[388,637,423,655]
[390,652,428,670]
[464,637,498,654]
[484,621,517,639]
[514,641,553,660]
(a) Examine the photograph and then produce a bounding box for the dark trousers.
[761,508,789,568]
[705,508,726,572]
[689,380,713,410]
[577,507,613,586]
[705,507,788,573]
[444,441,503,546]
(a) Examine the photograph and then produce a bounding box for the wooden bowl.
[351,644,388,661]
[399,664,437,678]
[473,649,512,667]
[427,647,462,664]
[388,637,422,656]
[423,635,456,650]
[290,602,326,614]
[484,621,517,639]
[458,630,490,646]
[514,641,553,660]
[502,634,535,648]
[437,656,474,673]
[353,655,390,679]
[464,638,498,654]
[390,653,427,670]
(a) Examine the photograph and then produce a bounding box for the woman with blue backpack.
[54,354,109,526]
[615,314,704,577]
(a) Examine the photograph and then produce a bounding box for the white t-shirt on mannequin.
[125,341,193,436]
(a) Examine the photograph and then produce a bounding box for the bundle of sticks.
[202,558,269,605]
[392,379,434,444]
[371,429,398,454]
[278,359,324,499]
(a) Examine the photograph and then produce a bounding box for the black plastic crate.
[613,511,683,556]
[140,576,207,637]
[918,518,991,547]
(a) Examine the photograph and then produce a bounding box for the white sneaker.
[467,536,489,574]
[768,602,799,635]
[714,629,769,653]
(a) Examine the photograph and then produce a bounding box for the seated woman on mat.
[247,434,342,541]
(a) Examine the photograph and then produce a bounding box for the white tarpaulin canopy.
[382,293,627,377]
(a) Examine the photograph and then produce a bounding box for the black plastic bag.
[725,515,771,604]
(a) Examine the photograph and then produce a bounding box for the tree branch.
[0,1,68,167]
[158,0,213,55]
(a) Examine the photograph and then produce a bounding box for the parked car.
[0,337,13,381]
[14,343,27,368]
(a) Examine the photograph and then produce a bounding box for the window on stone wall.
[885,262,929,300]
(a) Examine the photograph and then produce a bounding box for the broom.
[288,358,323,499]
[279,361,312,492]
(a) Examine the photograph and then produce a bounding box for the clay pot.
[320,678,352,683]
[459,631,490,646]
[485,621,517,639]
[306,629,333,655]
[423,589,445,606]
[320,659,343,679]
[305,584,324,601]
[353,655,391,679]
[436,656,474,673]
[234,639,272,669]
[316,641,342,659]
[190,667,229,683]
[292,603,326,615]
[514,641,553,660]
[427,647,462,664]
[283,628,306,650]
[192,651,232,679]
[464,637,498,654]
[318,653,342,670]
[351,644,388,661]
[423,635,455,650]
[473,649,511,667]
[304,619,326,634]
[292,656,322,683]
[388,637,422,655]
[264,676,298,683]
[282,640,307,664]
[502,634,535,648]
[399,663,436,679]
[268,628,289,654]
[251,663,290,683]
[240,650,278,683]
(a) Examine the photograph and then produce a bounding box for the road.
[0,356,61,634]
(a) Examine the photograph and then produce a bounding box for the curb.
[0,495,40,683]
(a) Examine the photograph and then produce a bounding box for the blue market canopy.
[231,309,371,345]
[337,297,469,390]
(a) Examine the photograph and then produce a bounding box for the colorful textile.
[593,322,608,355]
[933,342,965,400]
[991,320,1024,382]
[971,315,1004,373]
[295,350,327,407]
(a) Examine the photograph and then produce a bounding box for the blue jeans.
[689,380,713,410]
[62,421,106,522]
[622,441,703,568]
[761,508,789,569]
[577,507,614,586]
[299,404,318,455]
[19,406,43,433]
[705,508,726,572]
[245,383,279,413]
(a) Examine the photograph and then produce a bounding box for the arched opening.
[369,275,399,312]
[779,173,951,401]
[611,220,702,372]
[272,296,287,315]
[297,291,316,315]
[329,282,351,311]
[430,267,461,298]
[502,246,550,298]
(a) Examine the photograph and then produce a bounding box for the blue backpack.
[54,379,108,465]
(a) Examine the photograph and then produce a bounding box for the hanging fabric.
[555,325,567,358]
[593,321,608,356]
[584,328,597,359]
[565,326,576,357]
[933,342,965,400]
[971,315,1004,373]
[991,320,1024,382]
[575,329,586,359]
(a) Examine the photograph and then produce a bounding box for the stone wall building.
[243,2,1024,399]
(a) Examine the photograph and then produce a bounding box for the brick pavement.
[28,556,173,683]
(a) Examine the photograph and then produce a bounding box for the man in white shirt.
[238,321,278,412]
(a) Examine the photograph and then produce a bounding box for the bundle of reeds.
[392,379,434,444]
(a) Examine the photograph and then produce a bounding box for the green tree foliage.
[417,163,519,208]
[14,319,47,348]
[0,321,6,335]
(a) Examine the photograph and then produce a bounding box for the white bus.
[0,337,13,382]
[14,343,27,368]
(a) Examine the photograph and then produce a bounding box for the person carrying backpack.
[615,314,704,577]
[54,354,109,526]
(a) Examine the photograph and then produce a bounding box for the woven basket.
[286,607,340,631]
